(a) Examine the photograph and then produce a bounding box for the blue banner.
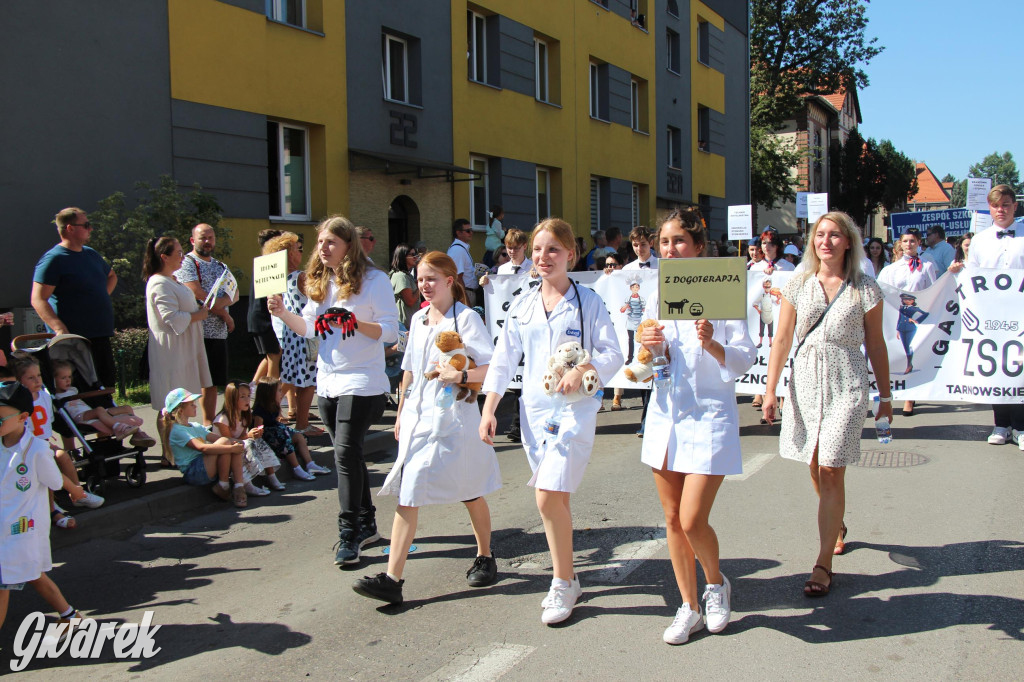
[890,208,972,237]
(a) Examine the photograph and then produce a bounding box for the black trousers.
[318,393,387,534]
[992,403,1024,430]
[88,336,116,388]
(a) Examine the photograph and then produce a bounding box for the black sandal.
[804,564,834,597]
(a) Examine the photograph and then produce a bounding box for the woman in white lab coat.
[351,252,501,605]
[639,208,756,645]
[480,218,623,626]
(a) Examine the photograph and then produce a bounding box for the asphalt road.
[4,396,1023,680]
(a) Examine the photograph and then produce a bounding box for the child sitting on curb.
[252,377,330,481]
[161,388,248,508]
[9,357,103,530]
[51,360,156,447]
[0,381,83,636]
[212,380,284,494]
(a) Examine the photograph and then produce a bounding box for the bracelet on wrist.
[878,395,892,403]
[461,370,468,384]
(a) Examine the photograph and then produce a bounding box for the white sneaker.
[663,603,704,644]
[244,482,271,496]
[293,466,316,481]
[703,575,732,633]
[72,491,105,509]
[306,462,332,476]
[540,577,582,625]
[988,426,1011,445]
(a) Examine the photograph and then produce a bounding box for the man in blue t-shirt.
[31,207,117,386]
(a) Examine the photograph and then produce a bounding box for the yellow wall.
[166,0,349,279]
[451,0,656,245]
[690,0,725,200]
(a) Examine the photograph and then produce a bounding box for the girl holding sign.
[268,216,400,568]
[479,218,623,626]
[352,252,501,605]
[638,208,756,644]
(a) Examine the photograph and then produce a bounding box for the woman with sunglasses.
[389,244,420,328]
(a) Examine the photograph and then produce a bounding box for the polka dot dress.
[779,274,883,467]
[279,271,317,388]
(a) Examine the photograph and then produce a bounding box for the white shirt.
[876,254,937,292]
[922,240,955,273]
[966,224,1024,269]
[0,428,62,583]
[622,254,659,271]
[749,258,795,274]
[298,269,400,398]
[792,255,874,277]
[496,258,533,275]
[29,391,53,442]
[447,239,478,291]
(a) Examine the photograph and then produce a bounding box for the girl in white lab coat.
[480,218,623,626]
[352,252,501,605]
[639,209,756,644]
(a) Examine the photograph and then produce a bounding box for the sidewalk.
[50,396,401,550]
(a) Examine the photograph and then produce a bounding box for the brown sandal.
[833,523,848,555]
[804,564,834,597]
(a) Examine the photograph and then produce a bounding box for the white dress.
[482,283,623,493]
[146,274,211,411]
[640,295,756,475]
[379,303,501,506]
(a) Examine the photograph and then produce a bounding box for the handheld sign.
[727,205,753,241]
[806,193,829,224]
[253,251,289,299]
[658,258,747,320]
[795,191,809,219]
[966,178,992,212]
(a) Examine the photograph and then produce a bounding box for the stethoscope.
[510,279,586,350]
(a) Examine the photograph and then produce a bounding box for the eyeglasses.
[363,236,376,243]
[0,411,25,426]
[70,222,92,230]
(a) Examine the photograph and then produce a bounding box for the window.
[666,29,680,73]
[536,168,551,223]
[590,177,601,232]
[267,121,310,220]
[535,38,549,102]
[589,61,608,120]
[630,79,640,131]
[468,10,487,84]
[697,20,710,65]
[631,184,640,227]
[470,156,489,228]
[666,0,678,17]
[697,106,710,152]
[667,126,681,169]
[382,34,409,103]
[266,0,304,28]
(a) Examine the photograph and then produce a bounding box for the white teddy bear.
[542,341,601,403]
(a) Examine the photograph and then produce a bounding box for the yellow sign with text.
[252,250,289,298]
[658,257,747,320]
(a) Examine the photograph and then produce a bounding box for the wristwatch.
[461,370,468,384]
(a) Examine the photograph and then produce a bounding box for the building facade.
[1,0,748,317]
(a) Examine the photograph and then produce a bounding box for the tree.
[89,176,227,328]
[968,151,1019,191]
[829,133,918,227]
[876,139,918,214]
[750,0,883,130]
[750,125,804,216]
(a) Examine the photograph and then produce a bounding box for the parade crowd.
[2,185,1022,645]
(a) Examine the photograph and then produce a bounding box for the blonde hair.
[504,228,528,248]
[304,215,375,303]
[530,218,578,268]
[988,184,1015,205]
[157,401,194,466]
[262,231,299,256]
[417,251,468,306]
[800,211,866,291]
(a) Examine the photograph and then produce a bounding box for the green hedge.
[112,327,148,388]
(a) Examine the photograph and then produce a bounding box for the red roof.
[910,162,950,204]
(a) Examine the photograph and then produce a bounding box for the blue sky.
[857,1,1020,181]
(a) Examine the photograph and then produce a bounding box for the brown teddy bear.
[424,330,482,402]
[623,319,660,383]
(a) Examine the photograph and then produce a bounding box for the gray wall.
[607,65,633,128]
[722,11,751,210]
[609,179,635,229]
[655,0,691,204]
[493,158,537,231]
[703,0,748,37]
[345,2,453,163]
[216,0,263,13]
[497,16,534,98]
[171,100,269,219]
[0,1,174,309]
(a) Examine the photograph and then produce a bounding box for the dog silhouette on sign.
[666,298,689,315]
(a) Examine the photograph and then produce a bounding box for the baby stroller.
[11,333,149,494]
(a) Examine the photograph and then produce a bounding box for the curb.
[52,429,397,549]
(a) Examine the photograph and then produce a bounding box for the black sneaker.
[355,521,381,549]
[334,530,360,566]
[353,572,404,604]
[466,555,498,587]
[506,425,521,443]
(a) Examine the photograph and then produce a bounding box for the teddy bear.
[423,330,482,402]
[623,319,660,383]
[542,341,601,403]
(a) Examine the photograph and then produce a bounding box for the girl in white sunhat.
[480,218,623,626]
[638,208,756,644]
